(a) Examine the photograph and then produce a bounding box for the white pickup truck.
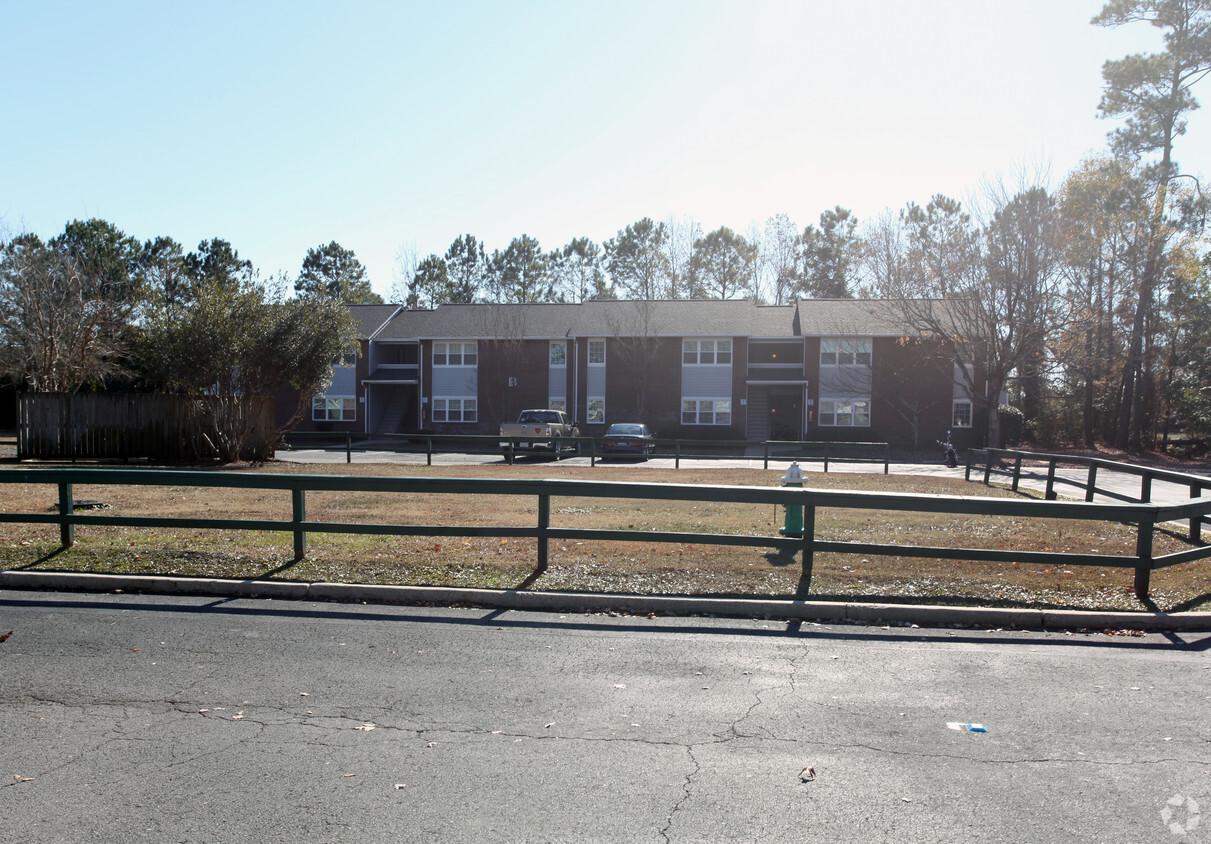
[500,409,581,455]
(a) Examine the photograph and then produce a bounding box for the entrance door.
[768,389,802,440]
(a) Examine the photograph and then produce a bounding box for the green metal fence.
[3,465,1209,601]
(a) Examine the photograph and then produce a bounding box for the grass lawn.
[0,461,1207,613]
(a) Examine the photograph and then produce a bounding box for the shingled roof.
[347,304,403,338]
[366,298,920,341]
[794,299,921,337]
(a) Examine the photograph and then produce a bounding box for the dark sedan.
[600,423,656,460]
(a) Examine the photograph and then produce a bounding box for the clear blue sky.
[2,0,1202,299]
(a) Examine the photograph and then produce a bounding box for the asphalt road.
[2,591,1208,843]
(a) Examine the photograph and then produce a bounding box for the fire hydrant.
[779,462,805,537]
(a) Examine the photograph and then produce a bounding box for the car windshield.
[607,424,643,435]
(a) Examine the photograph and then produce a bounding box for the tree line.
[0,226,362,459]
[1,0,1208,453]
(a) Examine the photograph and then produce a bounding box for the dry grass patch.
[0,461,1207,612]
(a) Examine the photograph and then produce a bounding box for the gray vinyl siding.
[681,365,731,396]
[549,366,566,400]
[818,366,871,397]
[432,367,477,397]
[586,367,606,396]
[329,365,356,395]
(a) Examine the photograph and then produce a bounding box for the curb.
[3,570,1209,632]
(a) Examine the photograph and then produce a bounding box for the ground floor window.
[433,397,477,422]
[587,398,604,424]
[952,400,972,428]
[682,398,731,425]
[550,398,567,413]
[313,395,356,421]
[818,398,870,427]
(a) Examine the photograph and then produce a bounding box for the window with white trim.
[432,397,477,423]
[550,342,567,367]
[312,395,356,422]
[433,342,478,366]
[820,338,872,367]
[682,398,732,425]
[587,398,604,424]
[952,400,972,428]
[683,338,732,365]
[549,399,567,413]
[588,339,605,365]
[817,399,870,427]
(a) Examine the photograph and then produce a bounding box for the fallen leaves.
[798,766,816,782]
[0,631,11,643]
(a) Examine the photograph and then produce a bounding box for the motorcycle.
[938,431,958,468]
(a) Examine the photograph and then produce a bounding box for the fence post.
[823,443,830,473]
[1134,510,1154,601]
[426,436,433,467]
[590,437,597,468]
[1085,465,1097,502]
[1011,455,1022,492]
[983,451,993,486]
[346,432,352,464]
[796,500,816,599]
[883,443,889,475]
[763,441,769,471]
[1045,459,1057,500]
[1141,473,1152,503]
[292,488,307,561]
[537,493,550,569]
[1190,482,1204,543]
[964,449,973,482]
[58,482,74,548]
[675,440,681,469]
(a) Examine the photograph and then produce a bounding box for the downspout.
[571,334,579,425]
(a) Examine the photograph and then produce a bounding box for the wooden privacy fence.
[284,431,891,473]
[2,466,1210,601]
[18,394,275,461]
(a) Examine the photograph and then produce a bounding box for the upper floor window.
[683,338,732,365]
[434,342,477,366]
[588,339,606,365]
[550,342,567,367]
[820,338,871,367]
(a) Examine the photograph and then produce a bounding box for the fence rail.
[967,447,1211,543]
[282,431,891,473]
[3,464,1210,602]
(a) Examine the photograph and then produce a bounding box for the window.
[339,352,356,368]
[587,398,604,424]
[550,399,567,413]
[588,339,605,365]
[681,398,732,425]
[550,342,567,367]
[434,342,477,366]
[818,399,870,427]
[820,338,871,367]
[683,338,732,365]
[312,395,356,422]
[952,400,972,428]
[432,398,477,423]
